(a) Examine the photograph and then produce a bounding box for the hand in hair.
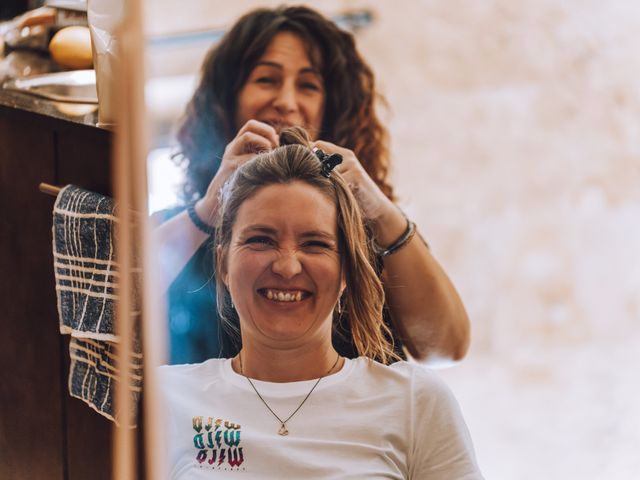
[313,140,396,222]
[198,120,279,214]
[226,119,280,159]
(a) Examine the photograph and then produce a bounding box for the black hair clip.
[313,148,343,178]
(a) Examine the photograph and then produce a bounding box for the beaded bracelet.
[374,216,417,257]
[187,201,214,235]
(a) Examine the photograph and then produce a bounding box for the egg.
[49,26,93,70]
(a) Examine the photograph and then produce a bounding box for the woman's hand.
[196,120,279,218]
[155,121,278,291]
[314,141,470,363]
[312,140,408,254]
[312,140,397,224]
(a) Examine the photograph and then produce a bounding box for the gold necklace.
[238,352,341,436]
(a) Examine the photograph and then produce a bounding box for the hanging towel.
[54,185,119,340]
[68,337,143,422]
[52,184,142,425]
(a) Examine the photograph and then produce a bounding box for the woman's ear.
[216,244,229,287]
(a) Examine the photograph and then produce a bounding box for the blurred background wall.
[144,1,640,478]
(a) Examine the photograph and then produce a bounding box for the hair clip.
[313,148,343,178]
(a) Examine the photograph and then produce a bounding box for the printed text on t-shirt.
[192,416,244,470]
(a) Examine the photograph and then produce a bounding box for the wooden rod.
[39,182,62,197]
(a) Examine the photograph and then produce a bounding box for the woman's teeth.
[265,290,303,302]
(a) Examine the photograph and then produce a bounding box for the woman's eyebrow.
[299,230,336,241]
[255,61,282,70]
[255,61,321,76]
[240,225,335,241]
[240,225,277,236]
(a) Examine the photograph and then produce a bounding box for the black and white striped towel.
[68,337,143,423]
[53,185,142,424]
[54,185,120,340]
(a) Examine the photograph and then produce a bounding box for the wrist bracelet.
[187,201,214,235]
[375,217,417,257]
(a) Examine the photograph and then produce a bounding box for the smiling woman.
[157,128,483,478]
[219,182,343,357]
[213,127,395,367]
[234,31,325,137]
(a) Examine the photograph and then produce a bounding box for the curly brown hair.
[175,5,394,203]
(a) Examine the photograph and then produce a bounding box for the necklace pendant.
[278,424,289,436]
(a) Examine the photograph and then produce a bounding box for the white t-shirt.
[158,357,483,479]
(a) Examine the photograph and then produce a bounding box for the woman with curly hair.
[155,5,469,364]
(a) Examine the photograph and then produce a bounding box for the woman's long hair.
[175,5,393,203]
[215,127,398,364]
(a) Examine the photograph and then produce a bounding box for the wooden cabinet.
[0,96,113,480]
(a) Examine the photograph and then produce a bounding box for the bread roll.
[49,26,93,70]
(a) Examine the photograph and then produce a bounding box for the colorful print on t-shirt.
[192,416,244,471]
